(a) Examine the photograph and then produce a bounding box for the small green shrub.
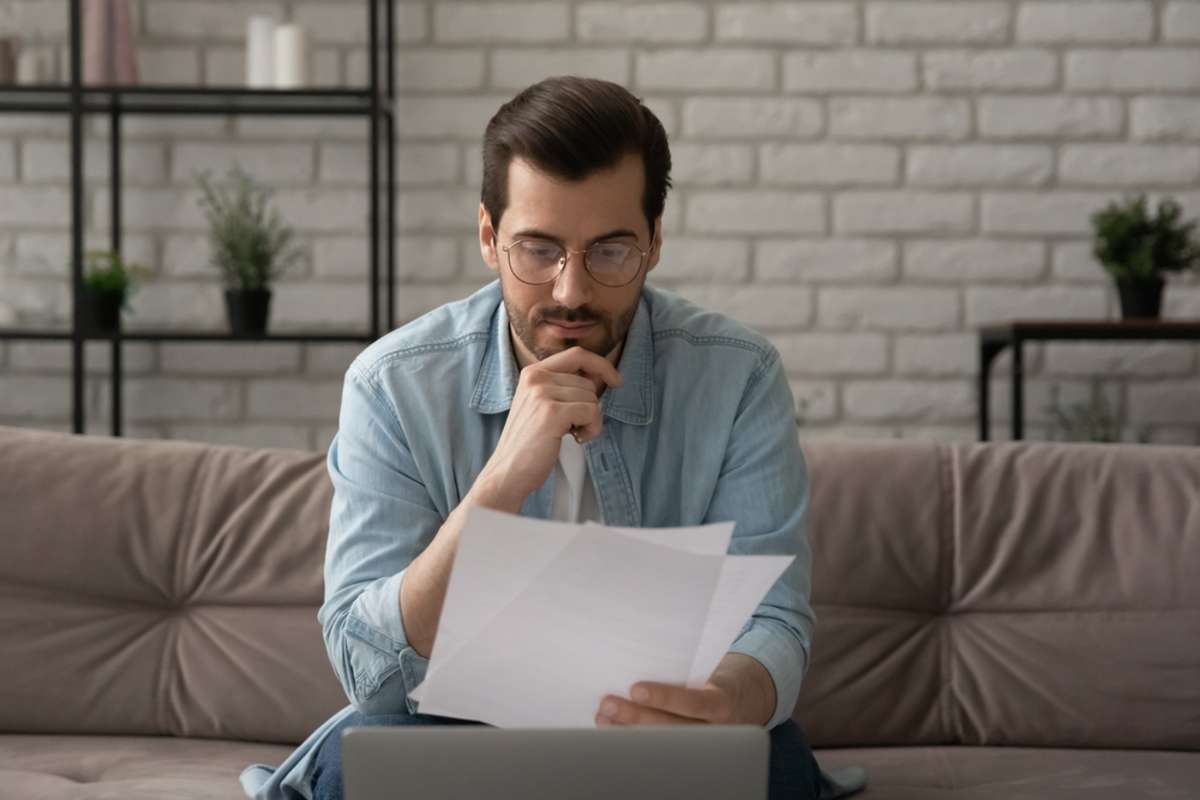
[1090,193,1200,281]
[82,249,150,310]
[195,165,304,291]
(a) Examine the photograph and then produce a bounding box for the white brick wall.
[0,0,1197,447]
[716,4,857,45]
[867,2,1009,45]
[923,49,1057,91]
[1016,2,1154,44]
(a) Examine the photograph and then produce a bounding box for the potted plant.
[1044,380,1151,444]
[1090,193,1200,319]
[195,165,302,336]
[80,249,150,334]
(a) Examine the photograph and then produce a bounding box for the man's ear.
[479,203,499,273]
[645,215,664,275]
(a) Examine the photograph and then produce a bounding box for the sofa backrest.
[0,425,344,745]
[1,425,1197,750]
[797,437,1200,751]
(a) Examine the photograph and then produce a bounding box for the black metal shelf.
[0,328,376,343]
[0,0,397,437]
[0,329,75,341]
[0,85,393,116]
[978,318,1200,441]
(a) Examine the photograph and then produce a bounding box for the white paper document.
[408,507,792,728]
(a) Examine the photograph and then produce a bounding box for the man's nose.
[552,250,593,310]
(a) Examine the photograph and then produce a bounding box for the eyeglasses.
[496,236,651,288]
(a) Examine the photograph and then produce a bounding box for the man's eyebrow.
[511,228,640,246]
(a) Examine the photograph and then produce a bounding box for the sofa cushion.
[3,735,1195,800]
[815,746,1200,799]
[0,425,346,744]
[3,426,1198,754]
[798,438,1200,750]
[0,734,295,799]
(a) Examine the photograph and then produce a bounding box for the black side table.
[978,320,1200,441]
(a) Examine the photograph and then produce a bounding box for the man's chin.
[536,331,609,359]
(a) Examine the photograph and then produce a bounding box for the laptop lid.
[342,725,769,800]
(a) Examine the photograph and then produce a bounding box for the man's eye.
[593,244,631,262]
[525,244,560,260]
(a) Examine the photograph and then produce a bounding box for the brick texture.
[0,0,1197,446]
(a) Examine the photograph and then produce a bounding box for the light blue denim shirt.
[240,279,815,800]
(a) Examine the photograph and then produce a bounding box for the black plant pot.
[1115,276,1165,319]
[224,288,272,336]
[80,287,124,334]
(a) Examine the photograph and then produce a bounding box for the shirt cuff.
[345,569,431,715]
[727,619,810,729]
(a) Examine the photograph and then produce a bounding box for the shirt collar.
[470,291,654,426]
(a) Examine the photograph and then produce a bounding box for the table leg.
[978,338,1008,442]
[1011,337,1024,441]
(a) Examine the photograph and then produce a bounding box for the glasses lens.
[510,240,563,283]
[586,242,641,286]
[507,239,644,286]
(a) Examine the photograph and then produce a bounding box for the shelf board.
[0,328,74,340]
[0,85,393,116]
[0,328,375,343]
[108,329,377,342]
[980,319,1200,342]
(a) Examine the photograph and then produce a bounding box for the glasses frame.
[494,234,652,288]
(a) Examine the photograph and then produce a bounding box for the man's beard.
[505,293,640,362]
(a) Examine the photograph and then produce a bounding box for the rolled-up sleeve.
[318,363,442,716]
[705,349,816,730]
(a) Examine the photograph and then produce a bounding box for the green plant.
[1043,379,1150,444]
[194,165,303,291]
[81,249,150,310]
[1090,193,1200,281]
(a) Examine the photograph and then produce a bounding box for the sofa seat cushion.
[4,735,1197,799]
[815,746,1200,799]
[0,735,295,799]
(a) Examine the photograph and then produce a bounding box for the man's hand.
[595,680,738,726]
[401,345,622,657]
[594,653,777,728]
[472,346,623,512]
[592,652,777,729]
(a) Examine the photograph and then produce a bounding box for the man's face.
[479,152,663,365]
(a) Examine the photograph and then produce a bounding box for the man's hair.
[481,75,672,240]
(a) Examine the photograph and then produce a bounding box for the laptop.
[342,725,769,800]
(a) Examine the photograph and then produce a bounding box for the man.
[240,75,837,800]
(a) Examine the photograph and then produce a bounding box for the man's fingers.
[542,372,599,394]
[538,384,601,405]
[628,682,729,723]
[540,346,623,389]
[563,401,603,443]
[595,694,700,727]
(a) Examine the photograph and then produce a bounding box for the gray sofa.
[0,424,1197,798]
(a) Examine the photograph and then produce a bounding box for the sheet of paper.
[425,508,579,665]
[412,516,736,704]
[410,511,792,726]
[686,555,794,687]
[414,523,724,727]
[586,520,734,556]
[408,507,580,704]
[585,523,795,687]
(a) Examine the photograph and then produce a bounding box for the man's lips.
[543,319,597,335]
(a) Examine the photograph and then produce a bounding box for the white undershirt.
[550,433,602,523]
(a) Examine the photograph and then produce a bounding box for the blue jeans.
[311,709,827,800]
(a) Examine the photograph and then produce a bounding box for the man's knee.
[310,713,375,800]
[769,720,824,800]
[310,726,345,800]
[311,711,455,799]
